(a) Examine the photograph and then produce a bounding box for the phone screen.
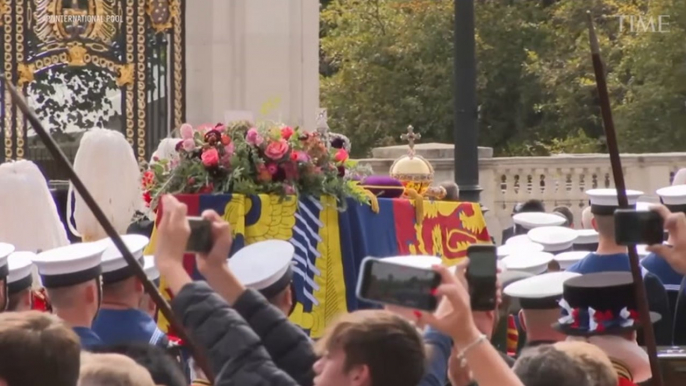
[186,217,213,253]
[614,209,664,246]
[358,259,440,311]
[466,245,497,311]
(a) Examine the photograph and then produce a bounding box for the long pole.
[585,13,662,386]
[453,0,481,203]
[2,77,215,384]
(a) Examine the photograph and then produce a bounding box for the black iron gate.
[0,0,186,178]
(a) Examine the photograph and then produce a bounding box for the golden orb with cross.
[389,126,434,195]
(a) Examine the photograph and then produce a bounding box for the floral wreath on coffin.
[142,121,371,211]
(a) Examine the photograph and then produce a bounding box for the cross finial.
[316,110,330,148]
[400,125,421,156]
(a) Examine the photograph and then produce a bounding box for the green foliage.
[321,0,686,156]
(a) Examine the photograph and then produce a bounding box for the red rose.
[334,148,349,163]
[281,126,295,140]
[221,134,231,145]
[143,191,152,206]
[201,148,219,167]
[198,184,214,194]
[264,139,290,160]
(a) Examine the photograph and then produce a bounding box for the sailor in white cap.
[32,242,108,350]
[642,185,686,344]
[553,251,589,271]
[504,271,580,351]
[138,256,161,319]
[512,212,567,234]
[0,160,69,253]
[501,252,554,275]
[229,240,297,316]
[527,226,578,255]
[6,251,35,312]
[573,229,599,252]
[497,243,544,260]
[505,234,534,246]
[566,189,672,345]
[68,128,143,242]
[91,235,168,347]
[0,243,13,311]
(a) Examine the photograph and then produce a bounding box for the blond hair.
[555,341,618,386]
[69,129,143,241]
[79,353,155,386]
[581,207,593,229]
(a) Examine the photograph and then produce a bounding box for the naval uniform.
[93,308,169,347]
[93,236,171,347]
[31,241,108,350]
[567,252,672,346]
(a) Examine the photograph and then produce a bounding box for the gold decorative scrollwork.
[0,1,5,27]
[17,63,36,87]
[116,63,134,86]
[146,0,174,33]
[172,0,184,130]
[67,44,88,66]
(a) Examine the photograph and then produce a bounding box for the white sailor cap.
[503,271,581,310]
[228,240,295,298]
[553,251,589,270]
[143,255,160,283]
[0,243,14,279]
[527,226,578,253]
[505,234,533,246]
[497,243,544,259]
[99,234,149,284]
[382,255,442,269]
[513,212,566,230]
[501,252,554,275]
[7,252,34,294]
[657,185,686,212]
[574,229,598,245]
[586,188,644,215]
[33,242,107,288]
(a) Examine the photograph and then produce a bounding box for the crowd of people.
[0,128,685,386]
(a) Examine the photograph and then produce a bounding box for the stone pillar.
[185,0,320,130]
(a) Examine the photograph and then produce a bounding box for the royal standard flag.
[145,195,490,339]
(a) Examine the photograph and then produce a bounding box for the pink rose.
[284,184,295,195]
[196,123,213,135]
[182,138,195,152]
[180,123,194,139]
[214,123,226,132]
[201,148,219,167]
[264,139,289,160]
[224,142,235,157]
[290,151,309,163]
[246,127,264,146]
[281,126,295,140]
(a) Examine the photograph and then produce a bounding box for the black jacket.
[233,288,316,385]
[172,282,304,386]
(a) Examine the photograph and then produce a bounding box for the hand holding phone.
[356,257,441,311]
[466,245,497,311]
[614,209,664,246]
[186,216,214,253]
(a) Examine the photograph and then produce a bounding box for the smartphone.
[614,209,664,246]
[186,217,214,253]
[466,245,497,311]
[356,257,441,311]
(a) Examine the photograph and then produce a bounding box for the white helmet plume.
[68,128,143,241]
[0,160,69,251]
[150,138,181,165]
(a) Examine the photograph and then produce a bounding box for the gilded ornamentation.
[17,63,36,87]
[67,44,88,66]
[136,0,147,160]
[389,125,435,195]
[116,63,134,86]
[33,0,119,48]
[172,0,184,131]
[146,0,174,33]
[4,0,14,159]
[15,0,26,158]
[0,1,5,27]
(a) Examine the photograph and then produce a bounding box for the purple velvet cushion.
[361,175,404,198]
